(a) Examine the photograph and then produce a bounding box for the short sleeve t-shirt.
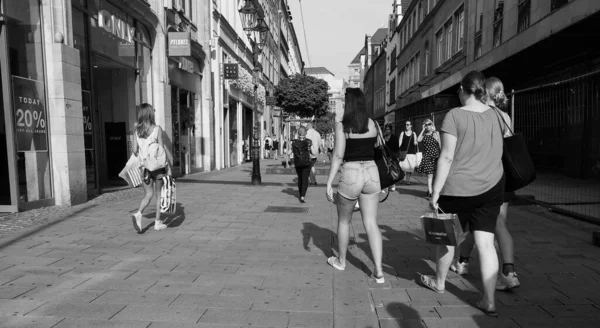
[440,107,504,197]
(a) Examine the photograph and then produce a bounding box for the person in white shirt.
[305,123,322,186]
[264,134,272,159]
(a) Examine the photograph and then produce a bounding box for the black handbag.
[398,132,413,161]
[374,123,405,189]
[492,107,536,192]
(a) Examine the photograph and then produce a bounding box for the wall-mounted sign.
[98,8,135,43]
[168,32,191,57]
[266,96,277,106]
[179,57,194,74]
[224,63,239,79]
[12,76,48,152]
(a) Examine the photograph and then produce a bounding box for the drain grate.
[264,206,309,214]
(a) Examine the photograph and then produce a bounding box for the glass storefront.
[73,0,153,190]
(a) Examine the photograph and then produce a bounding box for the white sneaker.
[354,203,360,209]
[154,220,168,231]
[496,272,520,291]
[391,185,396,191]
[450,260,469,275]
[132,212,142,233]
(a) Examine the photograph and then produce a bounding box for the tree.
[275,73,329,118]
[314,111,337,136]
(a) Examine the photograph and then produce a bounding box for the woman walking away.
[326,88,384,284]
[416,119,441,198]
[131,103,172,233]
[450,77,521,291]
[383,125,400,191]
[291,127,313,203]
[422,71,505,317]
[399,120,418,184]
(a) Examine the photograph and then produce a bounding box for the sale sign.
[82,90,93,149]
[12,76,48,152]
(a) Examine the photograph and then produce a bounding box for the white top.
[305,128,322,159]
[136,125,159,160]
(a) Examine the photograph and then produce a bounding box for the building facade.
[304,67,346,122]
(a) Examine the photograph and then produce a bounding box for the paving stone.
[4,275,90,290]
[288,312,333,327]
[198,308,290,326]
[27,302,125,320]
[111,304,206,323]
[195,272,266,286]
[370,289,411,307]
[52,319,150,328]
[0,299,47,316]
[146,281,224,295]
[0,286,35,299]
[513,318,600,328]
[16,287,104,303]
[378,318,426,328]
[171,294,254,309]
[423,317,520,328]
[541,304,600,317]
[91,290,179,305]
[1,265,75,276]
[74,278,157,292]
[0,315,63,328]
[333,314,379,328]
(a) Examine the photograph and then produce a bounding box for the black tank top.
[344,137,377,162]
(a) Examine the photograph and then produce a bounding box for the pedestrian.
[399,120,418,184]
[383,124,400,191]
[422,71,505,317]
[416,119,441,198]
[264,134,272,159]
[326,134,334,162]
[131,103,172,233]
[305,122,322,185]
[272,138,279,159]
[291,127,313,203]
[449,76,521,291]
[283,137,289,167]
[326,88,384,284]
[243,138,250,162]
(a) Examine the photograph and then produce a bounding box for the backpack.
[144,142,167,171]
[292,139,311,168]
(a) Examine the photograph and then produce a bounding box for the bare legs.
[404,172,412,184]
[427,174,434,194]
[137,178,164,223]
[335,193,383,277]
[154,178,164,222]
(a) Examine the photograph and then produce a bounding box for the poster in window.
[82,90,93,149]
[11,76,48,152]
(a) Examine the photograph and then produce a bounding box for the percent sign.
[32,111,46,128]
[83,116,92,131]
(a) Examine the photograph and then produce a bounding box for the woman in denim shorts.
[326,88,385,283]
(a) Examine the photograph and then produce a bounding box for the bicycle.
[379,186,393,203]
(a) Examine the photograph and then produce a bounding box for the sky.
[286,0,393,80]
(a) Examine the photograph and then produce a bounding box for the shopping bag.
[420,211,465,246]
[119,155,143,187]
[160,176,176,214]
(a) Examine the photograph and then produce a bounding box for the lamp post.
[239,0,269,185]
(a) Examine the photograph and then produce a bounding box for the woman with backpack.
[291,126,313,203]
[131,103,172,233]
[325,88,385,284]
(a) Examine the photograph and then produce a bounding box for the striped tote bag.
[160,176,176,214]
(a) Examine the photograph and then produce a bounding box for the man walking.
[305,123,321,186]
[264,134,272,159]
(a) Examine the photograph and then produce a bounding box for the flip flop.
[327,256,345,271]
[474,300,498,317]
[419,275,445,293]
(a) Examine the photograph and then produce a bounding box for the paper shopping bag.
[420,212,464,246]
[160,176,176,214]
[119,155,143,187]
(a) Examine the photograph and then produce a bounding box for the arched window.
[424,41,430,76]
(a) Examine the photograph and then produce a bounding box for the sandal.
[419,275,445,293]
[474,300,498,317]
[327,256,345,271]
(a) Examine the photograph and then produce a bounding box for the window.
[390,47,397,71]
[445,20,453,60]
[415,53,420,83]
[551,0,569,11]
[436,29,443,67]
[424,42,430,76]
[390,78,396,104]
[426,0,430,14]
[475,0,484,32]
[408,17,413,39]
[493,1,504,47]
[413,10,418,31]
[474,31,482,59]
[456,8,464,52]
[419,1,424,23]
[518,0,531,33]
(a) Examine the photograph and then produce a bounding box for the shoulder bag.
[492,106,536,192]
[398,132,413,162]
[374,122,405,189]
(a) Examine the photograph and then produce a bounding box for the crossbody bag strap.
[490,106,514,136]
[374,119,385,147]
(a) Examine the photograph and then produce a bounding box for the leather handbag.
[374,123,405,189]
[492,106,536,192]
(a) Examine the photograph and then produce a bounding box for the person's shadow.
[383,302,426,327]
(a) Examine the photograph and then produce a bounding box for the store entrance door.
[0,20,20,212]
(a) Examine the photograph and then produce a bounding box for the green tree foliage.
[275,74,329,118]
[314,111,337,136]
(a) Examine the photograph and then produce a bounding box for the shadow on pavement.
[165,203,186,228]
[281,188,298,198]
[384,302,424,327]
[393,186,429,198]
[177,179,294,187]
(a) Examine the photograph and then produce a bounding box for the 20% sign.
[15,108,46,129]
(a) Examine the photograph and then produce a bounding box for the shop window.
[6,0,53,203]
[493,1,504,48]
[517,0,531,33]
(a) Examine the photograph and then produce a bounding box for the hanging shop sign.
[266,96,277,106]
[98,7,135,43]
[179,57,194,74]
[168,32,191,57]
[12,76,48,152]
[224,63,239,79]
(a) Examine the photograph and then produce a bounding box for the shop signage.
[224,63,239,79]
[168,32,191,57]
[98,8,135,43]
[179,57,194,74]
[266,96,277,106]
[11,76,48,152]
[82,91,93,149]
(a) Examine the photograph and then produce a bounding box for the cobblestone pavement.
[0,160,599,327]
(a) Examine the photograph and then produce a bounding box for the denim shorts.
[337,161,381,200]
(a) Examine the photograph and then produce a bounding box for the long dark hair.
[461,71,487,103]
[136,103,155,138]
[342,88,369,134]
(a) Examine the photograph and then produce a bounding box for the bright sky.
[286,0,393,80]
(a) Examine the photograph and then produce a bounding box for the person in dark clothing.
[291,126,313,203]
[383,124,400,191]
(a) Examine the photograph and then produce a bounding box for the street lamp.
[239,1,268,185]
